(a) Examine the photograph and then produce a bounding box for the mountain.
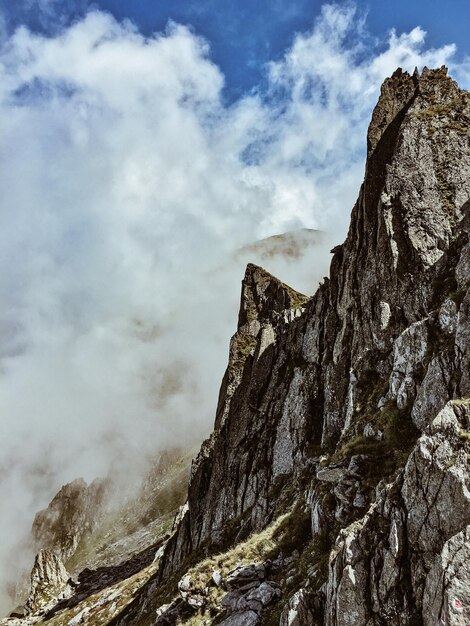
[238,230,324,261]
[3,65,470,626]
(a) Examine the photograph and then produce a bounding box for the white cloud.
[0,2,468,613]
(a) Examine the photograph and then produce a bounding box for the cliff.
[3,66,470,626]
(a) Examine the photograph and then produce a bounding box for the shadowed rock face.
[5,67,470,626]
[215,263,309,431]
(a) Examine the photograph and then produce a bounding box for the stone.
[456,243,470,289]
[438,298,458,334]
[244,582,280,607]
[178,574,192,594]
[26,549,71,614]
[423,525,470,626]
[218,611,260,626]
[363,423,383,439]
[280,588,315,626]
[316,466,345,483]
[411,354,451,430]
[226,564,266,590]
[389,320,428,409]
[379,301,392,330]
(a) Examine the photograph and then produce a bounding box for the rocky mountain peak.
[367,65,459,155]
[363,63,469,270]
[367,66,418,155]
[237,263,308,329]
[214,264,308,430]
[145,67,470,624]
[32,478,107,564]
[4,68,470,626]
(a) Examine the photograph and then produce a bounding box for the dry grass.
[174,508,311,625]
[187,511,290,589]
[44,560,159,626]
[451,397,470,407]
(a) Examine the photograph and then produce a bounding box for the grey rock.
[226,564,266,590]
[423,525,470,626]
[212,569,223,587]
[352,492,367,508]
[218,611,260,626]
[221,591,242,611]
[32,478,107,564]
[455,243,470,289]
[316,466,345,483]
[389,320,428,409]
[280,588,316,626]
[363,423,383,439]
[244,582,280,607]
[325,400,470,626]
[43,67,470,626]
[178,573,192,594]
[347,455,366,476]
[26,549,71,614]
[411,354,451,430]
[438,298,459,334]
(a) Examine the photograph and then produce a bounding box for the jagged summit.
[4,68,470,626]
[367,65,456,155]
[238,263,309,329]
[215,264,308,430]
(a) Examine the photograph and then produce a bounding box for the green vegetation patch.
[232,334,258,372]
[332,398,419,492]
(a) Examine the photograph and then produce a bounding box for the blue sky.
[1,0,469,100]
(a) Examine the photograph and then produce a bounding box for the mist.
[1,2,469,614]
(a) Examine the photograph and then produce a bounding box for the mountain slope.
[3,66,470,626]
[115,66,470,626]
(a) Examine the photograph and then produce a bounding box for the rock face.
[155,61,470,562]
[4,66,470,626]
[214,263,309,430]
[326,401,470,626]
[32,478,107,564]
[1,452,190,624]
[25,549,71,614]
[117,66,470,625]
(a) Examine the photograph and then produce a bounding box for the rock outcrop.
[4,66,470,626]
[325,401,470,626]
[26,549,72,615]
[32,478,107,565]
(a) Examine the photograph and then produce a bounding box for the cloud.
[0,2,468,613]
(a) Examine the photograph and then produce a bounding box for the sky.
[1,0,470,99]
[0,0,470,615]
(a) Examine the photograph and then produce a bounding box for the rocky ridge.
[3,66,470,626]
